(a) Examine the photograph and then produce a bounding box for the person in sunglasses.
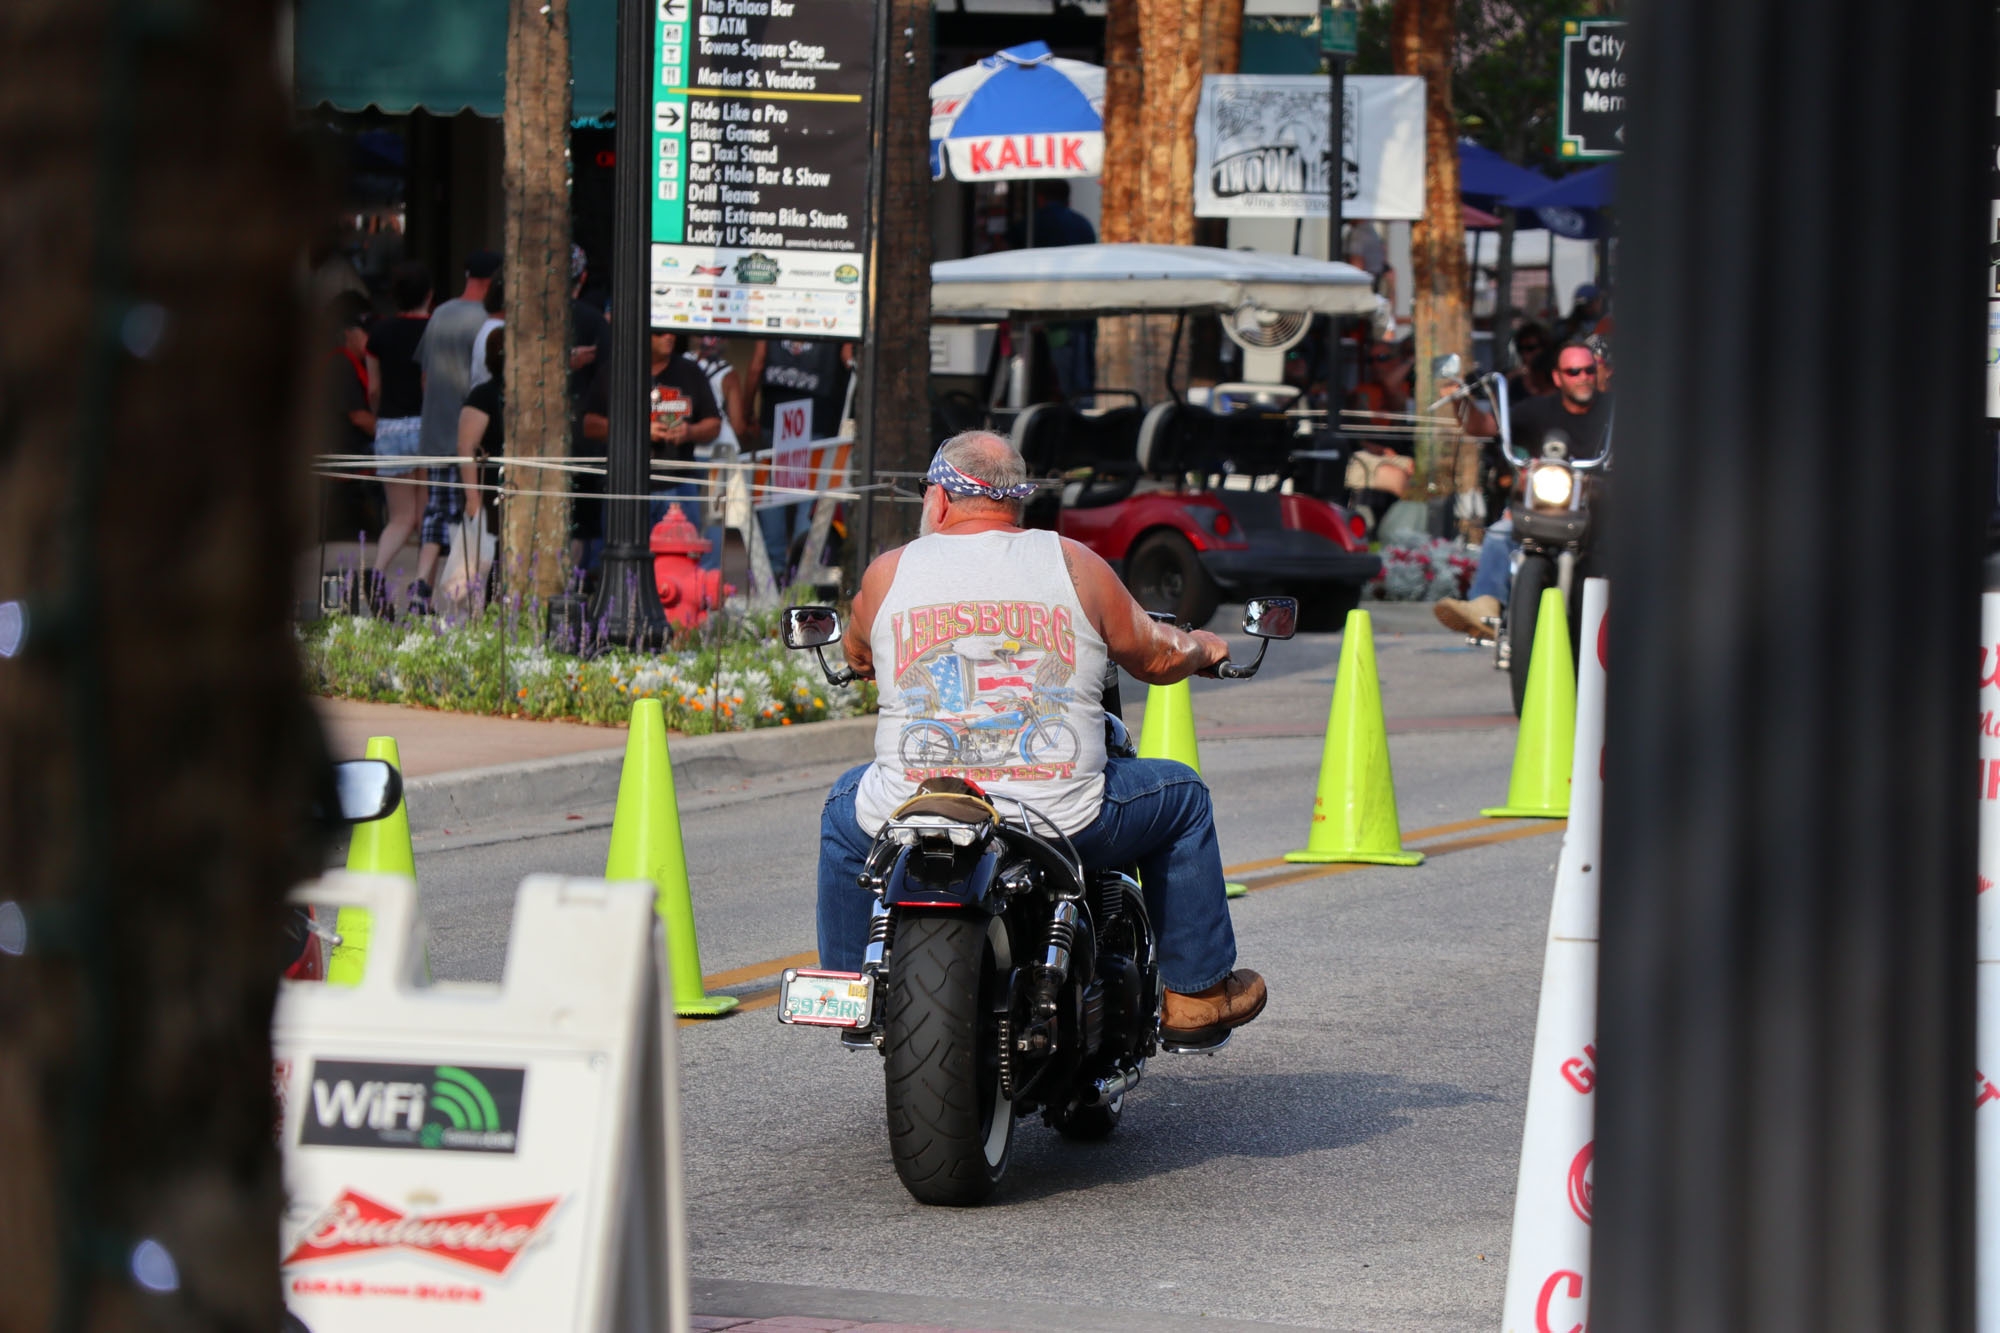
[1433,340,1611,641]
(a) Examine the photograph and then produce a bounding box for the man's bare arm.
[839,548,902,682]
[1060,538,1227,685]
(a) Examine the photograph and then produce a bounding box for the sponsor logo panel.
[300,1060,525,1154]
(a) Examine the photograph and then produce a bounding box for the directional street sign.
[1559,17,1627,160]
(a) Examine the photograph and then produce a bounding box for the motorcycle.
[777,597,1297,1205]
[1431,356,1611,716]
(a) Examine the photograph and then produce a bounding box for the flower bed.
[299,604,877,733]
[1370,535,1477,602]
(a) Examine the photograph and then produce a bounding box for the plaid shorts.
[420,465,467,550]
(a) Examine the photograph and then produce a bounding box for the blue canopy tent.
[1503,164,1617,240]
[1458,139,1552,209]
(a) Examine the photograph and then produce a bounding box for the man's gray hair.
[936,430,1029,513]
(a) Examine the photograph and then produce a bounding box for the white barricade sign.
[1500,577,1607,1333]
[1980,591,2000,1332]
[274,873,688,1333]
[771,398,814,493]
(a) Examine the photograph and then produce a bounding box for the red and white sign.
[284,1191,559,1276]
[771,399,814,493]
[1501,579,1607,1333]
[942,132,1104,181]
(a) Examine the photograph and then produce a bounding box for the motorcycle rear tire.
[883,912,1015,1206]
[1507,555,1558,717]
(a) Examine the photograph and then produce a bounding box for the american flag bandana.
[925,450,1040,501]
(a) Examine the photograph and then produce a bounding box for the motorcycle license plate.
[777,969,874,1028]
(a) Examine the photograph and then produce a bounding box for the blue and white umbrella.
[929,41,1105,183]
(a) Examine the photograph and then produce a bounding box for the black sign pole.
[853,0,892,574]
[1325,50,1347,446]
[591,0,670,648]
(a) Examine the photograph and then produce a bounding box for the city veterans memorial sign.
[1559,17,1628,160]
[1193,75,1424,221]
[650,0,874,339]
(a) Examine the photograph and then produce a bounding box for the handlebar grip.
[1214,662,1253,680]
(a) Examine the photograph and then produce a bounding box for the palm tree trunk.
[504,0,575,599]
[0,0,320,1322]
[1393,0,1469,434]
[1098,0,1209,402]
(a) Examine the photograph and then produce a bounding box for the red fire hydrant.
[650,504,730,630]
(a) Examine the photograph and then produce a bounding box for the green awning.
[295,0,616,118]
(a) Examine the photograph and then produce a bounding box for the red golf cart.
[931,244,1383,628]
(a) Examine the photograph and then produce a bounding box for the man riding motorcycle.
[815,430,1268,1046]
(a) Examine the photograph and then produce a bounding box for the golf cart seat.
[1012,398,1145,475]
[1136,401,1302,480]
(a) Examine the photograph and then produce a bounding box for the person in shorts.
[362,261,432,613]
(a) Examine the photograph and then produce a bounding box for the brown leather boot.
[1160,969,1268,1045]
[1434,594,1502,641]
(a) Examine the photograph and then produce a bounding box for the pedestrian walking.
[362,260,432,613]
[470,273,504,390]
[410,249,500,614]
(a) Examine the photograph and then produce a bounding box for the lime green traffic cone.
[608,699,737,1016]
[1137,679,1200,769]
[1482,585,1576,819]
[331,735,415,985]
[1284,609,1424,866]
[1135,681,1246,897]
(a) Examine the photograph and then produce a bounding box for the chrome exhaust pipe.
[1086,1066,1143,1106]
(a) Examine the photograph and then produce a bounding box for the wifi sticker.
[300,1060,526,1155]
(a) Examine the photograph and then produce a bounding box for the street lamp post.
[1321,2,1356,447]
[589,0,670,649]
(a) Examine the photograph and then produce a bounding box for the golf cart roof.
[930,243,1378,319]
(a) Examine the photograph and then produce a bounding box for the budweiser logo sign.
[284,1190,559,1275]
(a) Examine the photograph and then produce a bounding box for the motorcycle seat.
[891,778,999,826]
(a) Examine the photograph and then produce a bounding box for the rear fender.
[1281,492,1370,552]
[882,843,1004,910]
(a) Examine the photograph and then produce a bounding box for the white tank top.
[854,529,1109,836]
[694,354,739,450]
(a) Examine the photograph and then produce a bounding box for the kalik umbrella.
[929,41,1105,183]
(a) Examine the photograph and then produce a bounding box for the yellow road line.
[1220,815,1532,878]
[682,818,1569,1025]
[703,949,817,990]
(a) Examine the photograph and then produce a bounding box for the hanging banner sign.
[650,0,874,340]
[1193,74,1424,221]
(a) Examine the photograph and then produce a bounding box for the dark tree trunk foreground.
[0,1,320,1326]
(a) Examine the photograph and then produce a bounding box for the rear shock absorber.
[1030,900,1080,1022]
[862,897,893,974]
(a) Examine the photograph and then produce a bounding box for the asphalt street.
[409,606,1560,1332]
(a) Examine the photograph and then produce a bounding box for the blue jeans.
[1470,515,1518,603]
[816,756,1238,994]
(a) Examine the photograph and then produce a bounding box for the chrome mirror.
[1432,352,1463,382]
[782,606,842,650]
[334,759,401,824]
[1242,596,1298,641]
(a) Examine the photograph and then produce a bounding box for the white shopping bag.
[437,508,496,607]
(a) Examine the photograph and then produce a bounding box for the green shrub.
[299,603,877,733]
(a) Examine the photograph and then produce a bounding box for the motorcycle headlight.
[1529,463,1575,508]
